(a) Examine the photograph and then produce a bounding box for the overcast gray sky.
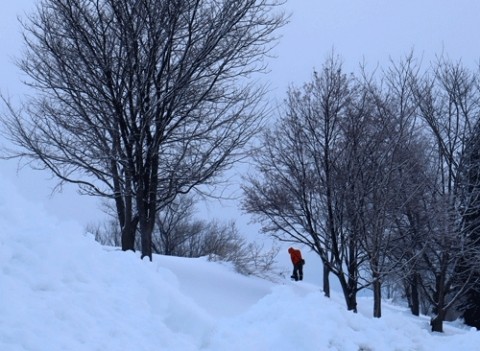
[2,0,480,229]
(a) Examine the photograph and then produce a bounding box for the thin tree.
[2,0,285,260]
[153,195,205,256]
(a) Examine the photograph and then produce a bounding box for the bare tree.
[335,73,404,317]
[152,195,205,256]
[412,58,480,332]
[386,155,433,317]
[1,0,285,260]
[87,220,122,248]
[243,56,366,310]
[243,54,465,321]
[97,208,281,280]
[457,118,480,328]
[345,57,429,318]
[199,220,281,280]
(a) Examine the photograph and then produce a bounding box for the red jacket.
[288,247,303,265]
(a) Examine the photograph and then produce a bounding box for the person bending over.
[288,247,304,281]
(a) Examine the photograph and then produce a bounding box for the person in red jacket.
[288,247,304,281]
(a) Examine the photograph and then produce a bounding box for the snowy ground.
[2,178,480,351]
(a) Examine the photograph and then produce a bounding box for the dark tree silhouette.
[2,0,285,260]
[412,58,480,332]
[458,119,480,329]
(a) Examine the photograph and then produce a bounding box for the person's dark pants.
[291,262,303,281]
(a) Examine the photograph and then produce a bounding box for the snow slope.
[2,178,480,351]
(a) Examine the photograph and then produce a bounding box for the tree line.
[242,53,480,332]
[91,194,280,280]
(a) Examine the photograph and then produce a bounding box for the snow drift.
[1,178,480,351]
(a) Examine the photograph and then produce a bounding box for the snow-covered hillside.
[1,178,480,351]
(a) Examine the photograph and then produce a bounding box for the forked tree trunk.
[338,274,358,312]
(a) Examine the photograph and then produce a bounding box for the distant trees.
[152,195,205,257]
[1,0,285,260]
[243,53,480,331]
[93,194,281,280]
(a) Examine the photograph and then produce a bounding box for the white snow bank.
[1,178,480,351]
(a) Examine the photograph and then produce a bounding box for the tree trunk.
[121,220,137,252]
[410,272,420,316]
[323,264,331,297]
[346,291,358,312]
[345,246,358,312]
[431,272,447,332]
[431,309,446,332]
[116,193,137,252]
[373,275,382,318]
[113,162,137,252]
[338,274,358,312]
[137,188,156,261]
[140,222,153,261]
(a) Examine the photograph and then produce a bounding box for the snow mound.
[1,178,480,351]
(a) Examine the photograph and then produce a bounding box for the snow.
[2,178,480,351]
[2,2,480,350]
